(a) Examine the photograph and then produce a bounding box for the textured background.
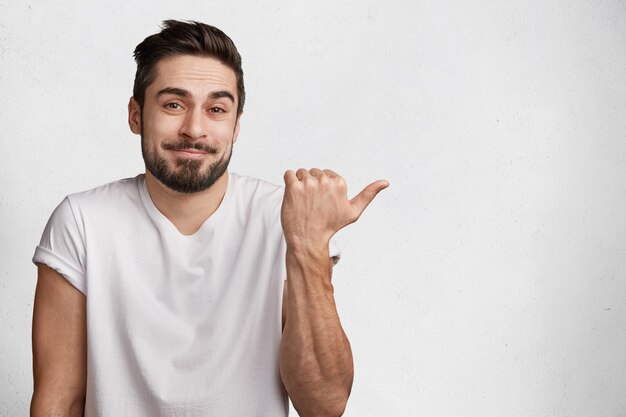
[1,1,626,416]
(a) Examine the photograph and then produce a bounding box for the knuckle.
[307,177,319,188]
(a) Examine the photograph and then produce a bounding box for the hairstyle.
[132,20,245,115]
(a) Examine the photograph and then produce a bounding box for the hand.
[281,168,389,248]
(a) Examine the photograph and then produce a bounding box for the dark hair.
[132,20,245,115]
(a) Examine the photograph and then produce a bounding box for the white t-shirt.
[33,172,339,417]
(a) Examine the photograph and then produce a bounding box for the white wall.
[2,1,626,416]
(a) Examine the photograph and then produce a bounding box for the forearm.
[279,243,354,417]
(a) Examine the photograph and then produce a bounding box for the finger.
[309,168,323,178]
[295,168,309,181]
[284,170,298,185]
[322,169,338,178]
[349,180,390,217]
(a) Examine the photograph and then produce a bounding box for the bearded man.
[31,20,388,417]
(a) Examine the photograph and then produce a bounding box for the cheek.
[212,123,238,141]
[145,114,182,137]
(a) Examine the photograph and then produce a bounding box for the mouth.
[169,148,212,160]
[163,142,218,159]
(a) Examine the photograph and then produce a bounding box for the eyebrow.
[208,91,236,103]
[156,87,235,104]
[157,87,191,98]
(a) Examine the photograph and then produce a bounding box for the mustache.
[161,141,219,153]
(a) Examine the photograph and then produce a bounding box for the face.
[128,55,241,193]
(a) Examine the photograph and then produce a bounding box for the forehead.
[148,55,237,99]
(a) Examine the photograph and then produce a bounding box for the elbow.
[290,387,351,417]
[297,400,349,417]
[323,394,350,417]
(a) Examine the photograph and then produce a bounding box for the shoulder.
[65,175,143,210]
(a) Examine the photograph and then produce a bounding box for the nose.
[179,106,207,141]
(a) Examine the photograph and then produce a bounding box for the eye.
[209,107,225,113]
[165,102,182,110]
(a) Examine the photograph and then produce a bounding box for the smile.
[170,148,211,160]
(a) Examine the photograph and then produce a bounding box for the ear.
[233,113,242,144]
[128,97,141,135]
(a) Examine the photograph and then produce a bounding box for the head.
[129,20,244,193]
[133,20,245,116]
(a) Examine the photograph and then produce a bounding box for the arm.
[279,168,388,417]
[31,264,87,417]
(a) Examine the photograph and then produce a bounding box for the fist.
[280,168,389,248]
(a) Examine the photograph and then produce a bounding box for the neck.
[144,170,229,235]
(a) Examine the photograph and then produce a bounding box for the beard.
[141,129,233,193]
[142,141,232,193]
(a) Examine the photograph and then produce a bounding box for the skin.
[280,169,388,416]
[31,54,388,417]
[128,55,241,234]
[31,264,86,417]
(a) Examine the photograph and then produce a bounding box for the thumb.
[350,180,389,217]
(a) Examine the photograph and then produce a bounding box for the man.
[31,20,388,417]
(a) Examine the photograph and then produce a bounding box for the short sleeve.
[32,197,87,294]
